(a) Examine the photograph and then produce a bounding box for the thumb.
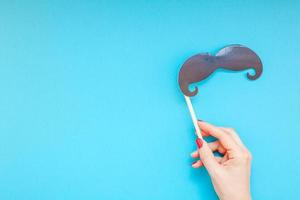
[196,138,220,175]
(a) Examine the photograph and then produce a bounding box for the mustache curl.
[178,45,263,97]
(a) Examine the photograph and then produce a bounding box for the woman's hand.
[191,121,252,200]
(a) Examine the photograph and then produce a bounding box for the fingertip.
[197,120,204,126]
[191,160,203,168]
[196,138,203,149]
[191,162,198,168]
[190,151,199,158]
[191,165,198,168]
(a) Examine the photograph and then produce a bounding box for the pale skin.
[191,121,252,200]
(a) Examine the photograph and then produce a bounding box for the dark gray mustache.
[178,44,263,97]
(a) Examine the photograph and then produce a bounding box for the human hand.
[191,121,252,200]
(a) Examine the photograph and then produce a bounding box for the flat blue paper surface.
[0,1,299,199]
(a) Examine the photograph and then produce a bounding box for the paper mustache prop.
[178,45,263,138]
[179,45,263,97]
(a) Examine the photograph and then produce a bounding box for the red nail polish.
[196,138,203,149]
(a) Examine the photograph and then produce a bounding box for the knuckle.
[247,152,253,160]
[243,151,252,161]
[235,148,252,162]
[227,127,236,133]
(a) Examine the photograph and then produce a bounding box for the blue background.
[0,0,299,199]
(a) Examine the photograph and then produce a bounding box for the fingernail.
[196,138,203,149]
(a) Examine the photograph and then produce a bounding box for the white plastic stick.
[184,95,202,139]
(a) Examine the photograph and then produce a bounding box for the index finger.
[197,121,240,151]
